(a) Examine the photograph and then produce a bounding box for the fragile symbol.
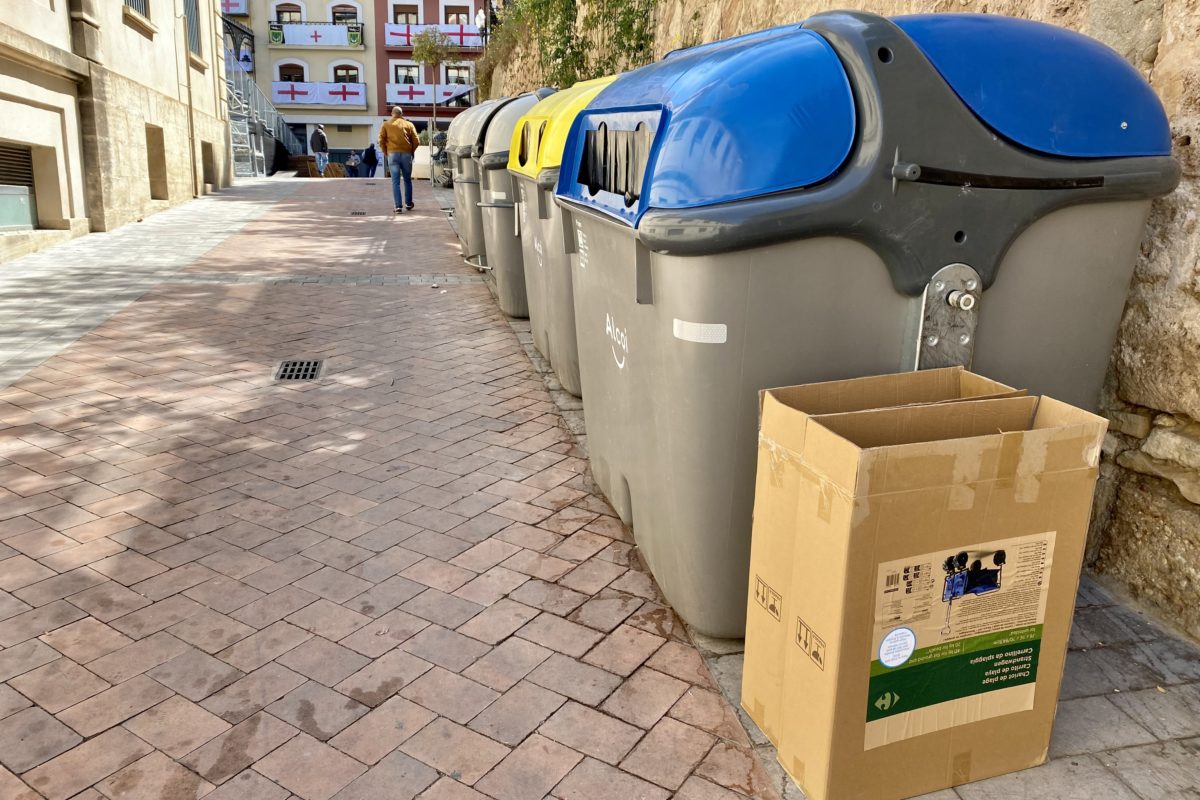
[755,577,781,621]
[874,691,901,712]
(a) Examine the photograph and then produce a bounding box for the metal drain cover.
[275,359,323,381]
[350,211,366,216]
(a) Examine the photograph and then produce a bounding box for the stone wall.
[489,0,1200,639]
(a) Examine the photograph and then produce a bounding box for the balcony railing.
[386,83,475,106]
[268,22,365,47]
[272,81,368,107]
[383,23,482,49]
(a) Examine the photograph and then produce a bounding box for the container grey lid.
[482,91,553,157]
[451,98,503,153]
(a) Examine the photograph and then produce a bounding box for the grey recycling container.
[554,12,1179,636]
[445,109,474,249]
[475,89,555,317]
[507,76,617,395]
[450,99,502,265]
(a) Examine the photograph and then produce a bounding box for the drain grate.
[275,359,323,381]
[350,211,366,216]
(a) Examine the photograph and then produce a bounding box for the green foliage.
[580,0,658,76]
[411,28,458,72]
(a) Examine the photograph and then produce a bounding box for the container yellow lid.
[507,75,618,179]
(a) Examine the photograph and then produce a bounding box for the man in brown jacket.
[380,106,420,213]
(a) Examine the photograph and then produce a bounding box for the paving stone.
[601,667,689,729]
[500,550,573,581]
[345,574,426,617]
[66,580,151,621]
[620,717,716,790]
[266,680,368,740]
[56,673,173,736]
[450,539,521,573]
[22,726,153,800]
[1109,682,1200,740]
[183,576,267,613]
[295,567,372,604]
[182,711,300,784]
[347,547,423,582]
[201,662,308,723]
[94,750,214,800]
[168,607,256,653]
[0,599,85,647]
[243,555,324,593]
[400,557,475,593]
[109,595,204,639]
[329,695,436,765]
[10,658,110,713]
[462,636,553,692]
[199,549,275,580]
[956,753,1139,800]
[15,566,108,606]
[583,624,666,678]
[468,680,566,746]
[124,695,231,758]
[0,766,39,800]
[475,733,582,800]
[401,588,484,629]
[517,613,603,658]
[335,648,433,707]
[232,585,320,629]
[527,654,622,707]
[0,638,59,681]
[339,607,429,657]
[200,769,290,800]
[674,776,748,800]
[256,733,367,800]
[400,624,491,672]
[508,579,588,615]
[538,700,643,765]
[558,557,626,595]
[1101,738,1200,799]
[87,631,191,683]
[400,666,498,723]
[285,598,370,641]
[0,683,31,721]
[39,617,132,662]
[693,742,779,800]
[0,706,82,773]
[569,591,644,633]
[89,550,167,585]
[131,563,218,601]
[148,646,245,701]
[400,718,510,785]
[0,554,55,591]
[417,776,489,800]
[332,750,438,800]
[277,636,371,687]
[669,687,752,745]
[1048,695,1157,758]
[554,757,669,800]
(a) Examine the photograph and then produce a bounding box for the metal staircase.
[225,52,304,177]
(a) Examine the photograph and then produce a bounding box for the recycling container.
[475,89,556,317]
[554,12,1179,636]
[450,99,503,264]
[508,76,617,395]
[445,109,473,249]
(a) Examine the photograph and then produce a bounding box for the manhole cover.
[365,182,377,186]
[275,359,323,381]
[350,211,366,216]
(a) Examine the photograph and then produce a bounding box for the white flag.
[283,24,349,46]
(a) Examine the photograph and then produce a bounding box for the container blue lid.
[557,25,856,227]
[893,14,1171,158]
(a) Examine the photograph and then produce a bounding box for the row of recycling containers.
[445,11,1179,638]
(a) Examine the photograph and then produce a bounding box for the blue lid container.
[893,14,1171,159]
[556,25,857,227]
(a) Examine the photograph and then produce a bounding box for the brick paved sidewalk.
[1,178,1197,800]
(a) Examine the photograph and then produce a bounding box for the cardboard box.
[767,395,1106,800]
[742,368,1021,745]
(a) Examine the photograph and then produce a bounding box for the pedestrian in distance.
[379,106,420,213]
[345,150,361,178]
[310,124,330,177]
[361,143,378,178]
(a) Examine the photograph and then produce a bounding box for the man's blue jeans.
[315,152,329,175]
[388,151,413,208]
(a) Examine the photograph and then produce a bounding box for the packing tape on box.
[952,751,972,784]
[758,433,798,486]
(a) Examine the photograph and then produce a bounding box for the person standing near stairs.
[310,124,330,177]
[379,106,420,213]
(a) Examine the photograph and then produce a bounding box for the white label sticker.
[878,627,916,668]
[673,319,728,344]
[576,222,589,269]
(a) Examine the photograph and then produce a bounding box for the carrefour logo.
[605,313,628,369]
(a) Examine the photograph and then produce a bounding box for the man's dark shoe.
[394,207,404,214]
[406,203,415,210]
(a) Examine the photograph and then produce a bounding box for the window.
[275,3,302,22]
[392,4,418,23]
[333,65,360,83]
[279,62,306,81]
[394,64,419,84]
[444,5,469,24]
[183,0,202,55]
[123,0,149,17]
[331,4,358,23]
[446,66,470,85]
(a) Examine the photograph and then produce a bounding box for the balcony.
[268,22,365,48]
[386,83,474,106]
[383,23,482,49]
[271,81,368,107]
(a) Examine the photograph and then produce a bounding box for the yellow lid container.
[507,75,618,180]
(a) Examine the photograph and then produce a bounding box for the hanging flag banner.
[281,23,350,46]
[220,0,249,14]
[272,81,317,104]
[437,84,475,104]
[437,24,482,47]
[387,83,433,104]
[319,82,368,106]
[384,23,418,47]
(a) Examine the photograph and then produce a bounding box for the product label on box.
[864,531,1055,749]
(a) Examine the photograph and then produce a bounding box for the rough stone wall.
[489,0,1200,639]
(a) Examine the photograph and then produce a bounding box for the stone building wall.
[489,0,1200,639]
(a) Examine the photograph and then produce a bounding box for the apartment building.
[0,0,232,261]
[221,0,483,156]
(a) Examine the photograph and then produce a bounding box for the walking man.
[361,143,378,178]
[310,124,330,176]
[379,106,419,213]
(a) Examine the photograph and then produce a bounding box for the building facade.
[221,0,483,158]
[0,0,233,262]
